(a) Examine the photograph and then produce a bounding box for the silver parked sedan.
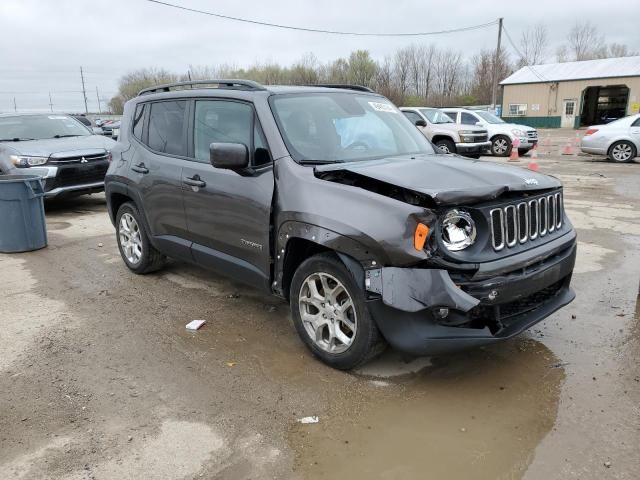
[581,114,640,163]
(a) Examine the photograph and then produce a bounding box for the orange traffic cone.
[509,138,520,162]
[561,142,574,155]
[528,144,539,172]
[573,132,581,146]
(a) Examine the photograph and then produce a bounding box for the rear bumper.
[365,237,576,355]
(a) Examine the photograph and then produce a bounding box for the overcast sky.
[2,0,639,113]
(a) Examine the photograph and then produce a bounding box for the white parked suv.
[580,114,640,163]
[400,107,490,158]
[441,108,538,157]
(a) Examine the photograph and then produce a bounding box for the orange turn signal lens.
[414,223,430,251]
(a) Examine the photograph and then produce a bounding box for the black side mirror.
[415,119,427,127]
[210,142,249,170]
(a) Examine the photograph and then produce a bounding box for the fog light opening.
[433,307,449,319]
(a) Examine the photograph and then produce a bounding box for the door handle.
[131,162,149,174]
[184,175,206,188]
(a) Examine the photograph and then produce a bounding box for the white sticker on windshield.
[48,116,68,120]
[368,102,398,113]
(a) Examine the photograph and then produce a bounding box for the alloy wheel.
[298,272,357,354]
[611,143,633,161]
[119,213,143,265]
[493,138,509,154]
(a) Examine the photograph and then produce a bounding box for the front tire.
[491,135,512,157]
[435,139,456,154]
[116,202,166,274]
[289,253,385,370]
[608,141,636,163]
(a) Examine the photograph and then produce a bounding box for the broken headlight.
[441,209,476,251]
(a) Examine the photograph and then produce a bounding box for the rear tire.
[491,135,512,157]
[289,253,385,370]
[116,202,166,274]
[435,139,456,154]
[608,141,636,163]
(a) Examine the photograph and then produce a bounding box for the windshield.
[270,93,435,163]
[475,111,505,124]
[0,115,91,141]
[420,109,454,124]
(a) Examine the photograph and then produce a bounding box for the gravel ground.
[1,128,639,479]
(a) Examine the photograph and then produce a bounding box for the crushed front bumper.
[364,235,576,355]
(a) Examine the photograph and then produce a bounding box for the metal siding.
[501,76,640,123]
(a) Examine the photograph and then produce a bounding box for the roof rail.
[310,84,375,93]
[138,79,266,96]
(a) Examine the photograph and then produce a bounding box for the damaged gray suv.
[105,80,577,370]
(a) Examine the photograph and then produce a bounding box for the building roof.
[500,56,640,85]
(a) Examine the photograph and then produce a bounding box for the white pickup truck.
[400,107,490,158]
[441,108,538,157]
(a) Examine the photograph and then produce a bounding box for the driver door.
[181,99,274,290]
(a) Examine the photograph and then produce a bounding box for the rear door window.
[147,100,188,156]
[443,111,458,122]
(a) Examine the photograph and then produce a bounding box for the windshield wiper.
[298,159,345,165]
[0,137,36,142]
[51,134,82,139]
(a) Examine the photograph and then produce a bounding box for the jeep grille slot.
[490,209,504,251]
[489,191,563,251]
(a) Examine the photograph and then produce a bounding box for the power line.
[502,24,549,82]
[145,0,498,37]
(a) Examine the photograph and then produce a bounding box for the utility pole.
[490,17,503,114]
[95,87,102,114]
[49,92,54,112]
[13,97,17,112]
[80,66,89,114]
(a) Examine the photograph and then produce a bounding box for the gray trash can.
[0,174,48,253]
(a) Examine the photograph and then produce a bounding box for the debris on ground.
[226,361,236,367]
[604,461,612,468]
[548,362,570,369]
[298,416,319,424]
[185,320,206,331]
[263,304,277,312]
[227,293,240,299]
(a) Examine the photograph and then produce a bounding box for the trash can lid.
[0,174,43,183]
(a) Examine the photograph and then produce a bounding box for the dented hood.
[315,154,560,205]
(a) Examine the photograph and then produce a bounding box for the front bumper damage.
[364,235,577,355]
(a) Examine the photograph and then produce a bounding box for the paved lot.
[1,128,639,479]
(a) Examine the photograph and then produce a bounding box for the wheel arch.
[276,222,376,300]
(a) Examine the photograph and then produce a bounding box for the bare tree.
[408,44,436,99]
[375,56,395,101]
[517,24,548,67]
[393,47,412,102]
[567,21,606,60]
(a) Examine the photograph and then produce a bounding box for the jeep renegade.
[105,80,576,370]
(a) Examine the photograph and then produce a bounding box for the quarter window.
[132,103,146,140]
[508,104,528,116]
[632,118,640,127]
[460,112,478,125]
[147,100,188,156]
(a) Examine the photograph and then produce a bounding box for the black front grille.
[48,161,108,190]
[48,152,109,164]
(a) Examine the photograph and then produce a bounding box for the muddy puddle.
[289,340,564,479]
